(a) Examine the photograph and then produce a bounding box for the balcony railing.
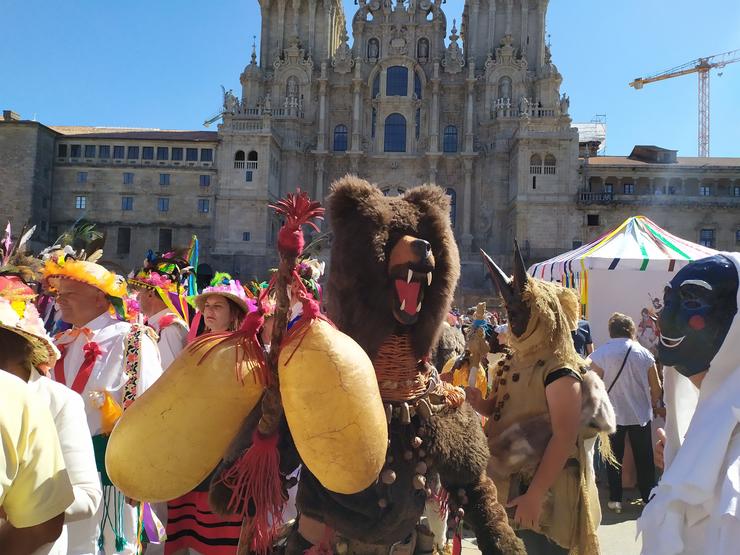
[234,161,245,169]
[578,191,614,204]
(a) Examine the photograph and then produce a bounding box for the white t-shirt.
[27,370,101,555]
[590,338,655,426]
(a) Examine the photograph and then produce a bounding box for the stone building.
[579,145,740,252]
[0,0,738,293]
[219,0,579,289]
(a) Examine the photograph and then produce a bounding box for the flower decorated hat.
[0,275,60,367]
[192,272,250,314]
[42,249,129,320]
[128,248,194,321]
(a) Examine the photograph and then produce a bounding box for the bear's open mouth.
[392,267,433,324]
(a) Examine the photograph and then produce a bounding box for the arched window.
[367,38,380,60]
[234,150,245,169]
[498,76,512,100]
[414,72,422,99]
[529,154,542,174]
[417,38,430,61]
[386,66,408,96]
[333,124,348,152]
[445,188,457,227]
[544,154,556,174]
[384,113,407,152]
[371,108,377,138]
[443,125,458,153]
[372,73,380,99]
[415,109,421,140]
[247,150,258,161]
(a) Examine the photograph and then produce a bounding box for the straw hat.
[43,254,127,299]
[0,276,60,367]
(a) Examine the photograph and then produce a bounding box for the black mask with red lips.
[658,255,738,377]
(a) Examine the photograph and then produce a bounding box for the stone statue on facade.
[519,96,530,117]
[442,20,465,74]
[222,86,239,113]
[287,77,299,98]
[417,38,429,62]
[367,38,380,60]
[559,92,570,115]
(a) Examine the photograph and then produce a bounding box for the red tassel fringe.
[218,430,285,555]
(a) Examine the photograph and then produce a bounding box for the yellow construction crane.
[629,49,740,157]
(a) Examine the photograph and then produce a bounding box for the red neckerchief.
[53,327,103,394]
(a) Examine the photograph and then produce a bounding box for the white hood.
[638,252,740,554]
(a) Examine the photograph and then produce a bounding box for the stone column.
[260,0,271,68]
[520,0,529,58]
[351,62,362,151]
[325,2,333,61]
[315,155,326,202]
[292,0,300,39]
[487,0,496,54]
[505,0,513,35]
[308,0,316,55]
[462,156,474,250]
[317,62,328,151]
[537,2,546,69]
[469,0,480,61]
[428,154,440,185]
[278,0,287,53]
[464,60,476,153]
[429,62,441,152]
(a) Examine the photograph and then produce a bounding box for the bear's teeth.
[400,300,406,311]
[407,269,413,283]
[416,302,422,312]
[427,272,432,286]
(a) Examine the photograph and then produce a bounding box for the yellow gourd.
[279,319,387,494]
[106,336,265,502]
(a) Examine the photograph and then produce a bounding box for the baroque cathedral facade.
[217,0,579,289]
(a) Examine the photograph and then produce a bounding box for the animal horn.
[480,249,514,303]
[512,240,529,297]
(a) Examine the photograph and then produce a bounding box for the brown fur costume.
[480,249,606,554]
[430,322,465,372]
[210,177,523,554]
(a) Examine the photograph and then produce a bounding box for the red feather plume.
[269,189,324,258]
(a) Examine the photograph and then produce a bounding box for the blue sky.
[2,0,739,157]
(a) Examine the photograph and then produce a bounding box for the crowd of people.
[1,214,738,555]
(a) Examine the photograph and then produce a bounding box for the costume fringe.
[218,430,285,555]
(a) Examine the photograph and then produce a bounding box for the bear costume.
[211,177,523,554]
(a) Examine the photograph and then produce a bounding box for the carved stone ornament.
[389,25,409,56]
[332,29,355,74]
[442,19,465,74]
[274,35,314,73]
[485,34,527,73]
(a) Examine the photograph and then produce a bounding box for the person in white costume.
[129,252,193,554]
[128,251,192,371]
[0,273,100,555]
[43,253,162,555]
[638,253,740,555]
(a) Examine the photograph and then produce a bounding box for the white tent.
[528,216,717,347]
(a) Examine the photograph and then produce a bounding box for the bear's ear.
[402,185,451,214]
[328,174,385,227]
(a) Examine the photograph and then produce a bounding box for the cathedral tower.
[258,0,346,67]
